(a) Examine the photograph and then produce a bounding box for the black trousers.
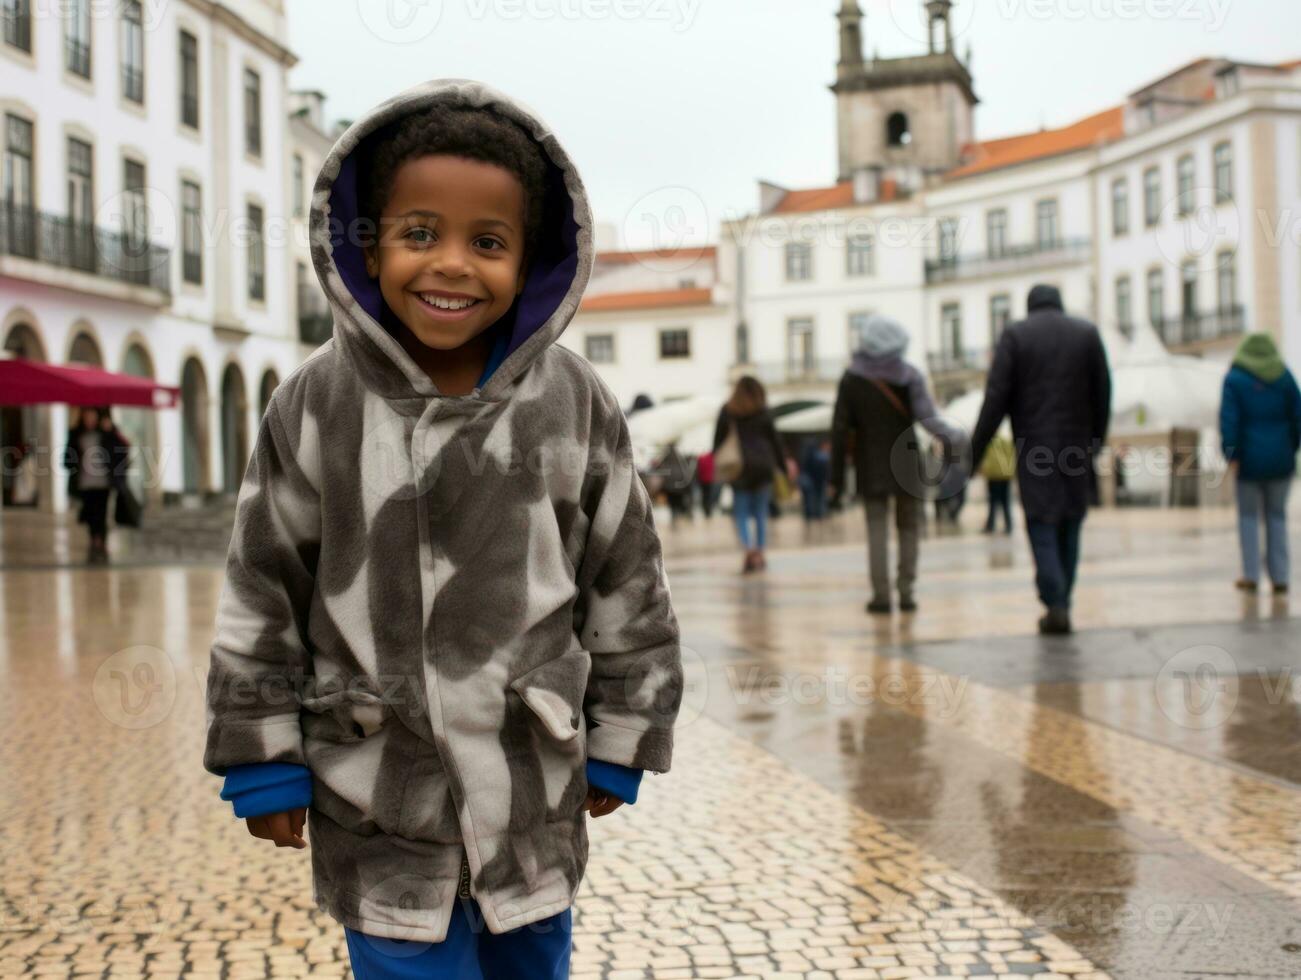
[985,480,1013,531]
[79,488,111,538]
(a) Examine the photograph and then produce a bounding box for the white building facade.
[1,0,306,514]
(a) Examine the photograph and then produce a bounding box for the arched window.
[887,112,912,148]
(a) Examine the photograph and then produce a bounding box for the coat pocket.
[508,645,591,744]
[300,685,391,743]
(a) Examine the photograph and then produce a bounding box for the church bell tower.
[831,0,978,181]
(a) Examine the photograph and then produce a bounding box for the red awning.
[0,358,180,408]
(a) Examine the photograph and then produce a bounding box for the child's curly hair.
[356,103,550,262]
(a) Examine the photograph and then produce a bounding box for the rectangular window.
[121,1,144,103]
[1116,276,1132,336]
[182,180,202,285]
[989,294,1011,345]
[122,158,147,250]
[848,311,873,352]
[1214,142,1233,203]
[179,31,199,129]
[3,0,31,52]
[1180,260,1197,322]
[938,218,958,263]
[1036,199,1058,249]
[584,333,614,364]
[659,327,690,359]
[67,137,93,272]
[784,241,812,281]
[1144,166,1161,227]
[846,235,873,276]
[247,202,265,301]
[65,0,91,78]
[1216,251,1236,313]
[786,318,815,378]
[292,154,304,218]
[941,303,962,357]
[244,67,262,157]
[3,114,34,257]
[1111,178,1129,237]
[1177,154,1195,216]
[986,208,1007,258]
[1147,268,1164,329]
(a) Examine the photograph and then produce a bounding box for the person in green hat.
[1219,332,1301,595]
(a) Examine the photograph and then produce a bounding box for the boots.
[1038,607,1072,635]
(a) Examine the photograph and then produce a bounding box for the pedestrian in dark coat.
[713,376,793,573]
[1220,332,1301,594]
[829,314,954,614]
[969,284,1112,634]
[63,405,131,564]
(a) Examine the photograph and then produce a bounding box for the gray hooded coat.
[202,79,684,943]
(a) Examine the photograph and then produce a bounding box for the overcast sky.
[285,0,1295,249]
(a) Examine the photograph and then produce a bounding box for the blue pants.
[731,485,772,550]
[1236,476,1291,586]
[344,897,571,979]
[1025,516,1084,610]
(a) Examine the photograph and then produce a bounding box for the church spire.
[837,0,865,83]
[925,0,954,54]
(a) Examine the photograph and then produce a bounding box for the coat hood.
[848,314,914,385]
[1232,332,1287,384]
[1027,283,1064,312]
[308,78,594,401]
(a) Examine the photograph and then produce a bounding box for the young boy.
[203,79,684,978]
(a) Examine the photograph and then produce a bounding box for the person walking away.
[1220,332,1301,595]
[62,405,130,564]
[713,376,795,573]
[660,445,695,524]
[982,432,1015,534]
[969,284,1112,635]
[798,437,831,520]
[695,449,718,517]
[829,314,954,614]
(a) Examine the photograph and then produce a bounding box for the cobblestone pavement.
[0,505,1297,978]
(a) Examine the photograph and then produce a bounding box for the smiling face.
[362,154,530,355]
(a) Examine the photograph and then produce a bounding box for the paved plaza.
[0,503,1297,978]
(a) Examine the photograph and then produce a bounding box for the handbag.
[114,482,143,528]
[714,417,744,483]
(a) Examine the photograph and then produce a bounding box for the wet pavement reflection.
[0,504,1297,977]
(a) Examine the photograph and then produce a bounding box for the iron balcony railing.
[1156,305,1246,347]
[926,237,1092,284]
[745,358,848,386]
[122,64,144,103]
[927,349,989,376]
[298,283,333,345]
[65,37,90,77]
[0,202,171,295]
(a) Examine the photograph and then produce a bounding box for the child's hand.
[583,788,624,818]
[245,807,308,848]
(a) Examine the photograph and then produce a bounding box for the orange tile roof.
[947,106,1126,180]
[768,177,901,215]
[595,245,716,265]
[579,287,714,313]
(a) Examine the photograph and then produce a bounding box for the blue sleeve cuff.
[586,758,643,805]
[220,762,313,819]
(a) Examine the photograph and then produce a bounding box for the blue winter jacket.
[1220,365,1301,481]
